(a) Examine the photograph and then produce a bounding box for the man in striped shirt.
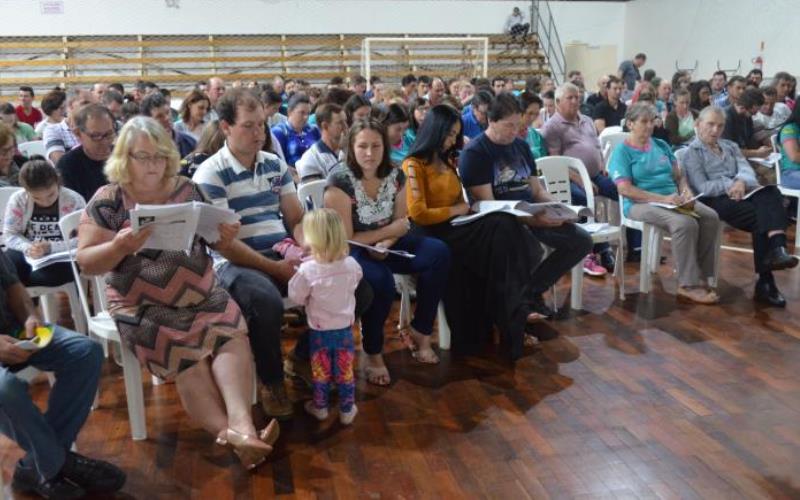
[194,88,302,419]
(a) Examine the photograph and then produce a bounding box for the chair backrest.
[770,134,784,184]
[58,209,104,320]
[536,156,597,221]
[17,140,46,159]
[599,131,629,168]
[674,146,688,168]
[296,179,326,211]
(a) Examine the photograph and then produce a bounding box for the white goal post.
[361,36,489,84]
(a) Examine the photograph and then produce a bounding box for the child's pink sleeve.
[287,267,311,306]
[346,256,363,283]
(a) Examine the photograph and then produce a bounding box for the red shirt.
[15,105,42,127]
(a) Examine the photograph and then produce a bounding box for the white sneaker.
[304,400,329,421]
[339,404,358,425]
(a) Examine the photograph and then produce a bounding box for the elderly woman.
[683,106,797,307]
[325,119,450,385]
[77,117,278,470]
[610,103,721,304]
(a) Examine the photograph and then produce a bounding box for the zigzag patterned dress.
[81,178,247,381]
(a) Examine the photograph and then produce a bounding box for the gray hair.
[697,105,726,124]
[625,102,658,123]
[554,82,580,102]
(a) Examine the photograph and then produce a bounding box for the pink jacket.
[288,256,362,331]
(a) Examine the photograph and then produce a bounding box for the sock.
[768,233,787,250]
[757,271,774,284]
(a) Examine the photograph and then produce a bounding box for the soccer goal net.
[361,36,489,84]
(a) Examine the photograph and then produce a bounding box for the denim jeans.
[0,326,103,480]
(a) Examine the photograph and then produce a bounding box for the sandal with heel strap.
[215,428,273,470]
[399,326,439,364]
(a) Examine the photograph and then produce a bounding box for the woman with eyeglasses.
[0,122,24,186]
[77,116,279,471]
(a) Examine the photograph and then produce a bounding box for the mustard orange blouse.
[402,156,465,226]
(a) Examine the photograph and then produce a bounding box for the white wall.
[624,0,796,82]
[0,0,624,46]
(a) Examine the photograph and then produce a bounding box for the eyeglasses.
[82,130,115,142]
[129,152,169,164]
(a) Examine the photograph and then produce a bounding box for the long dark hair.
[345,118,393,179]
[408,97,429,132]
[407,104,463,166]
[343,94,371,127]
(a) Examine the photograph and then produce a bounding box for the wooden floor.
[3,228,800,499]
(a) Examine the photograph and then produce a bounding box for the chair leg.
[710,226,723,289]
[251,363,258,405]
[436,302,450,350]
[570,264,583,310]
[398,290,411,330]
[119,342,147,441]
[640,226,651,294]
[615,238,625,301]
[39,293,58,324]
[795,202,800,256]
[65,286,87,335]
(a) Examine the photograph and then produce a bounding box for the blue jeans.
[570,175,642,252]
[0,326,103,480]
[781,169,800,189]
[352,233,450,355]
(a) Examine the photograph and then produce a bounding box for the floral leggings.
[310,327,355,412]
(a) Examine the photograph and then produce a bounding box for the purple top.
[541,111,604,177]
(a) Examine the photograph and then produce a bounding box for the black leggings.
[5,249,74,287]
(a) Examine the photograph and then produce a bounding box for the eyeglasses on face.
[129,152,168,164]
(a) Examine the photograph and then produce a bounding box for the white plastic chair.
[772,134,800,254]
[296,179,327,211]
[0,186,87,337]
[537,156,625,309]
[599,131,629,171]
[17,140,46,158]
[59,210,147,441]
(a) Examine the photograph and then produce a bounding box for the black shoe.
[61,451,126,494]
[754,279,786,308]
[763,246,799,271]
[531,294,555,320]
[599,249,616,273]
[12,462,86,500]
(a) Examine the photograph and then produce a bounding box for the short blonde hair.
[302,208,349,263]
[104,116,180,184]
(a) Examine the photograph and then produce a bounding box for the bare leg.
[210,336,257,436]
[175,358,228,436]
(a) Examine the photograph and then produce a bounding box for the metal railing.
[530,0,566,84]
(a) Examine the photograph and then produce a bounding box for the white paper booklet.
[347,240,415,259]
[25,249,72,271]
[742,184,772,200]
[648,192,704,210]
[130,202,239,253]
[451,200,592,226]
[747,152,781,167]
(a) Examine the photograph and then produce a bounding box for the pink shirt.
[541,111,604,177]
[288,256,362,331]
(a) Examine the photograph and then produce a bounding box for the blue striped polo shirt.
[193,143,296,262]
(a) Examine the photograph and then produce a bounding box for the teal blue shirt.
[779,123,800,173]
[609,137,677,216]
[525,127,547,159]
